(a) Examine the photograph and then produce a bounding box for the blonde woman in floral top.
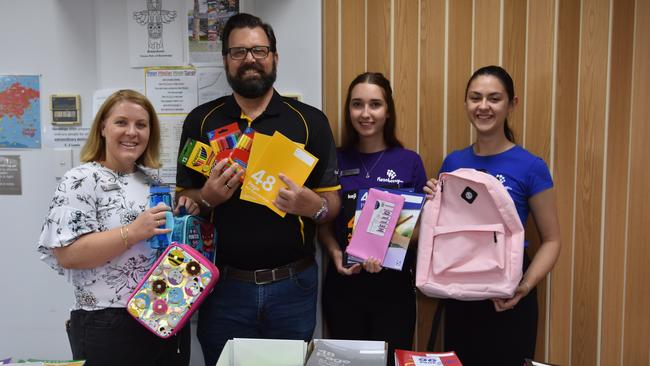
[37,90,199,366]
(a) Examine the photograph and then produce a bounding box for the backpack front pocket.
[431,224,505,275]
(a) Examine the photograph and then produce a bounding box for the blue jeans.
[196,263,318,366]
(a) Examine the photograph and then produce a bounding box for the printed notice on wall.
[158,114,185,184]
[44,125,91,149]
[145,67,198,114]
[0,155,22,195]
[127,0,186,67]
[197,66,230,104]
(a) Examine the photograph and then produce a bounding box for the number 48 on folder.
[240,131,319,217]
[249,170,276,192]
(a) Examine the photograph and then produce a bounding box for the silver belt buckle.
[253,269,275,285]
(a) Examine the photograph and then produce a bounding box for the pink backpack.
[416,168,524,300]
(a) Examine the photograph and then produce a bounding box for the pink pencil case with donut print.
[127,242,219,338]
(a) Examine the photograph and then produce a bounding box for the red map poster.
[0,75,41,148]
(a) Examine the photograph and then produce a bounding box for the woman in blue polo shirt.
[320,72,427,365]
[424,65,561,365]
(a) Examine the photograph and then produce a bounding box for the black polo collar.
[263,90,284,118]
[221,89,284,123]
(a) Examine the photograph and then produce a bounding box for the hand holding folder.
[240,131,318,217]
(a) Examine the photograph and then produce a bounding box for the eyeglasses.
[227,46,271,60]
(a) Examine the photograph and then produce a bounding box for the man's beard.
[226,61,277,98]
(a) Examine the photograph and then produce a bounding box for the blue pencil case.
[170,215,216,263]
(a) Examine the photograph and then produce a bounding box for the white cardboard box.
[216,338,308,366]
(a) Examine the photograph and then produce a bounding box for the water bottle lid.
[178,206,187,216]
[150,185,171,195]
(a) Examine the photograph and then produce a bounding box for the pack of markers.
[207,122,254,180]
[208,122,242,162]
[178,122,255,179]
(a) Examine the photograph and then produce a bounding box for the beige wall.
[322,0,650,365]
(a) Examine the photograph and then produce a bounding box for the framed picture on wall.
[188,0,243,66]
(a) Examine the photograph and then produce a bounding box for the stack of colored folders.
[240,131,318,217]
[179,125,318,217]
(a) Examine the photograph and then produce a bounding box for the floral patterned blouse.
[37,162,160,311]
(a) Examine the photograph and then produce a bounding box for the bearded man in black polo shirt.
[176,13,340,366]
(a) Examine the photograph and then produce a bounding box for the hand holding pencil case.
[127,242,219,338]
[170,215,216,263]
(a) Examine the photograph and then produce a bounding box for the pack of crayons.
[207,122,241,162]
[178,138,216,177]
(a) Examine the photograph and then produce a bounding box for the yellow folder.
[239,132,272,203]
[240,131,317,217]
[240,131,304,204]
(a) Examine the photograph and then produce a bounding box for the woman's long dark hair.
[465,65,516,143]
[340,72,403,150]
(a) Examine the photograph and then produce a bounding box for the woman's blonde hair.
[80,89,161,168]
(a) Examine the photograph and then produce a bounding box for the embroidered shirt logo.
[376,169,404,185]
[495,173,512,191]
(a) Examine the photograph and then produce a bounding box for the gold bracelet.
[120,225,129,249]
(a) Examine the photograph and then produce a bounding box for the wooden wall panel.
[502,0,527,144]
[340,0,366,143]
[523,0,554,160]
[446,0,473,154]
[601,0,635,364]
[571,0,610,364]
[323,0,340,143]
[367,0,391,76]
[322,1,649,363]
[416,0,446,352]
[419,0,446,176]
[623,1,650,364]
[523,1,555,359]
[548,0,580,363]
[473,0,501,69]
[393,0,419,150]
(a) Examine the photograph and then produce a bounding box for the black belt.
[222,257,315,285]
